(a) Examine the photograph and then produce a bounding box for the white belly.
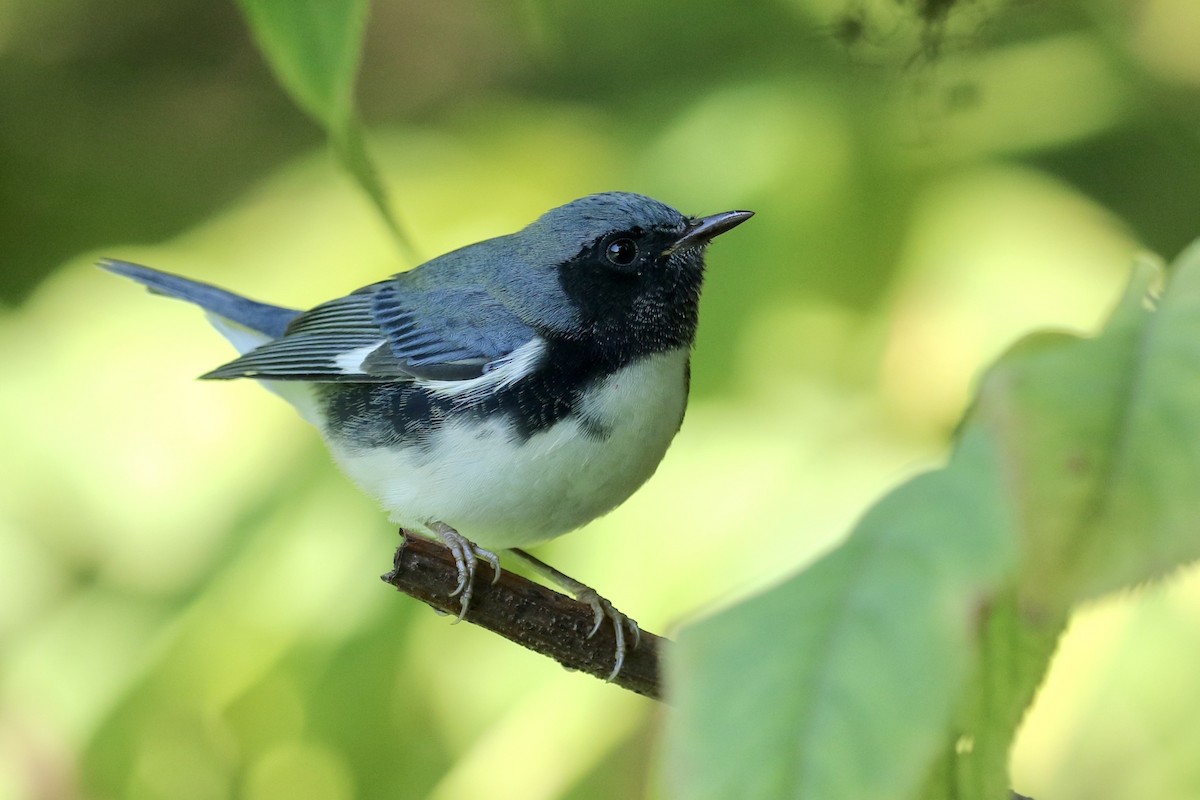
[325,348,691,549]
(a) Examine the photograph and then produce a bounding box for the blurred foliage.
[4,0,1200,799]
[234,0,416,256]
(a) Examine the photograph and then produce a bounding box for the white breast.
[325,348,691,550]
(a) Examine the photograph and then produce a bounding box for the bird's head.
[507,192,752,362]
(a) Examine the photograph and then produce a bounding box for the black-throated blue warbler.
[102,192,752,679]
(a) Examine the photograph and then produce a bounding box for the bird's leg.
[509,548,640,681]
[428,521,501,622]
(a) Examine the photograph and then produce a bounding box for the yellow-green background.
[3,1,1200,798]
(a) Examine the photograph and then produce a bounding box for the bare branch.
[381,532,665,700]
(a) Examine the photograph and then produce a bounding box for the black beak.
[664,209,754,255]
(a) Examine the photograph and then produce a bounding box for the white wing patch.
[334,340,387,375]
[418,336,547,405]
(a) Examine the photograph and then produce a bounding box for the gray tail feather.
[100,259,301,338]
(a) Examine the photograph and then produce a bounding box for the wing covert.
[201,281,538,383]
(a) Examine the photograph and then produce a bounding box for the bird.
[102,191,753,679]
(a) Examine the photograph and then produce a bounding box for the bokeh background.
[3,1,1200,798]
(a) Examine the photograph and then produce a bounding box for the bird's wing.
[201,282,539,383]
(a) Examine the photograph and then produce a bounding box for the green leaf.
[663,428,1018,800]
[922,591,1065,800]
[235,0,413,257]
[663,241,1200,800]
[330,117,414,258]
[973,253,1200,609]
[235,0,368,128]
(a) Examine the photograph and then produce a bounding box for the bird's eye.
[605,238,638,267]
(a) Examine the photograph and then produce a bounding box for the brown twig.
[380,532,665,700]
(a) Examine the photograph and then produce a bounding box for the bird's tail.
[100,259,301,341]
[101,258,323,422]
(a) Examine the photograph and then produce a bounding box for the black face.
[556,222,706,367]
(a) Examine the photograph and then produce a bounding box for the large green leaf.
[235,0,413,256]
[663,428,1017,800]
[664,243,1200,800]
[975,252,1200,609]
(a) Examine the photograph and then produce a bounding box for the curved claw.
[429,522,500,623]
[479,548,502,585]
[445,538,469,598]
[505,549,640,683]
[587,598,605,638]
[577,588,640,681]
